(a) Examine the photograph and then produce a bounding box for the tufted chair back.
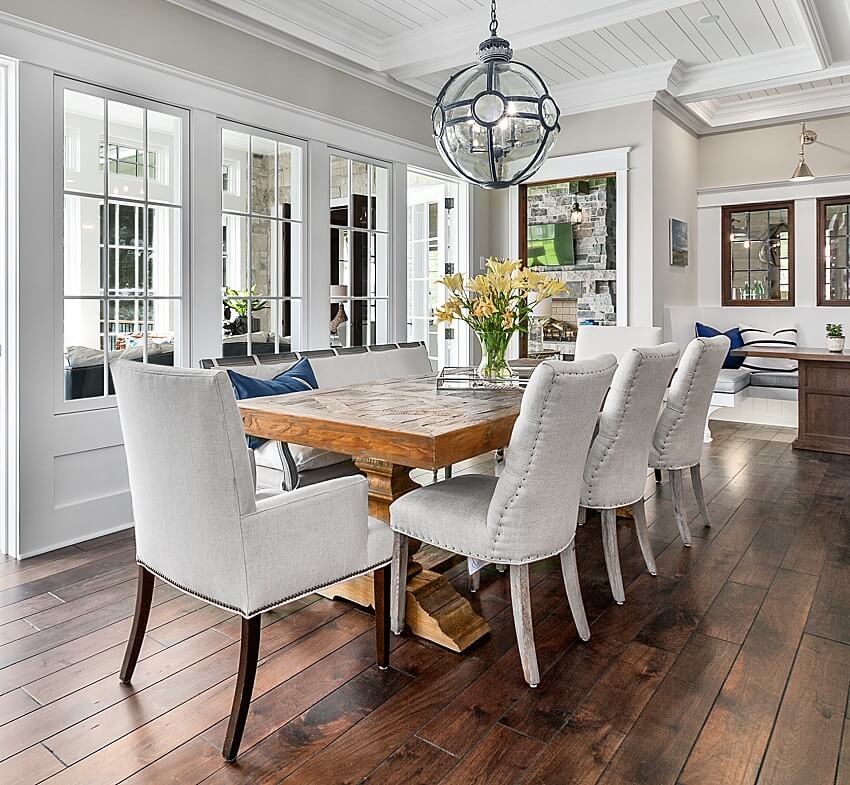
[486,355,617,562]
[582,343,680,509]
[651,336,730,470]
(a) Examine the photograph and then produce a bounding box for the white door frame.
[508,147,631,326]
[0,55,18,556]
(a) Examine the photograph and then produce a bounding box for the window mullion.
[102,99,110,396]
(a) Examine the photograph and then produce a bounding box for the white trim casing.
[508,147,631,327]
[0,56,17,556]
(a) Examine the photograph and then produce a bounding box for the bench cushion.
[749,371,799,389]
[714,369,751,394]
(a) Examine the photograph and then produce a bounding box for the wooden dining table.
[238,375,523,652]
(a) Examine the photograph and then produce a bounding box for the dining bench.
[201,342,434,490]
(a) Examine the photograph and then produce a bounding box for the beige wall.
[699,113,850,189]
[653,107,699,326]
[0,0,433,146]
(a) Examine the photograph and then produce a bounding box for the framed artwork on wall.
[670,218,689,267]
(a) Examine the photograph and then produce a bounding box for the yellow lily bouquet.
[435,257,566,379]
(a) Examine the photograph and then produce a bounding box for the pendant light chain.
[490,0,498,35]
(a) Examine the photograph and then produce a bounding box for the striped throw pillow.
[738,325,798,373]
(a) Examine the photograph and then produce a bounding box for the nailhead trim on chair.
[491,364,615,559]
[136,557,392,619]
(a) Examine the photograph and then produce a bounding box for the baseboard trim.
[17,520,135,560]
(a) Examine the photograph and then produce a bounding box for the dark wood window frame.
[722,200,795,307]
[817,195,850,306]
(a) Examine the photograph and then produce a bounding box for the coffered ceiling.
[166,0,850,133]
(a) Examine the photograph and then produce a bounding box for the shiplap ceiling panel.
[166,0,850,131]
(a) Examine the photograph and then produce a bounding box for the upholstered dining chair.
[574,325,664,362]
[579,343,680,604]
[389,356,617,688]
[112,361,393,762]
[648,335,730,547]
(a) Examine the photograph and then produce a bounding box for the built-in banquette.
[201,342,434,490]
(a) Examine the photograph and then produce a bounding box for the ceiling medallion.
[431,0,561,189]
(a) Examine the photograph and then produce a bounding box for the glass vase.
[476,330,512,380]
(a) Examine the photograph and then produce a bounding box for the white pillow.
[738,325,798,373]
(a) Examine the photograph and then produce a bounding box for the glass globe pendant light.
[432,0,561,189]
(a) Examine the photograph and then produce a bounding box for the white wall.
[652,107,699,327]
[699,113,850,189]
[489,102,655,326]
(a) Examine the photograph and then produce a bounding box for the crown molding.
[162,0,433,106]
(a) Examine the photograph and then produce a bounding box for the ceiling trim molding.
[162,0,433,106]
[380,0,695,80]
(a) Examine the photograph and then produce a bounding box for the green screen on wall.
[527,222,575,266]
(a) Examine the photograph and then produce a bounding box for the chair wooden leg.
[669,469,692,547]
[601,509,625,604]
[509,564,540,688]
[559,540,590,642]
[577,506,587,527]
[373,566,390,669]
[690,463,712,528]
[222,615,261,762]
[631,498,657,576]
[654,468,663,483]
[468,560,481,593]
[390,532,409,635]
[119,565,154,684]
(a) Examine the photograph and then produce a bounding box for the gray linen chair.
[648,336,730,547]
[389,356,617,688]
[112,361,393,762]
[579,343,680,604]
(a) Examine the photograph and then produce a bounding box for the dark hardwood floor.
[1,420,849,785]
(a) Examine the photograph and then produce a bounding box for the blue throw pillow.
[695,322,744,369]
[227,358,318,449]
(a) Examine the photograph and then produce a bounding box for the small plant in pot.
[826,323,845,353]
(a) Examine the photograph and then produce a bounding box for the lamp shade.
[330,285,349,298]
[790,159,814,181]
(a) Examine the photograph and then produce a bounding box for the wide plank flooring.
[1,421,848,784]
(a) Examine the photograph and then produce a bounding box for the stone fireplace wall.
[526,177,617,329]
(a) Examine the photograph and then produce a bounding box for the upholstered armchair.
[112,361,393,762]
[389,357,617,687]
[649,336,730,546]
[579,344,680,603]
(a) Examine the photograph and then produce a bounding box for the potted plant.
[223,287,269,336]
[434,257,566,379]
[826,323,845,353]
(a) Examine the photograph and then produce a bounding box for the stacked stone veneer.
[527,178,617,326]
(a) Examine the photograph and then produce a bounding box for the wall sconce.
[790,121,817,181]
[570,200,583,224]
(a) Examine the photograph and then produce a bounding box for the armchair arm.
[239,476,385,615]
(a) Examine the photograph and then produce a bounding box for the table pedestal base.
[317,458,490,652]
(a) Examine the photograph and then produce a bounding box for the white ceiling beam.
[380,0,696,80]
[791,0,833,69]
[552,60,678,116]
[670,46,824,102]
